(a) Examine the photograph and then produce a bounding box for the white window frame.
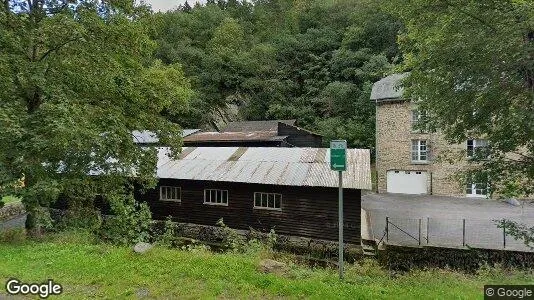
[159,186,181,202]
[466,139,488,159]
[203,189,229,206]
[411,140,428,163]
[466,182,488,198]
[253,192,282,211]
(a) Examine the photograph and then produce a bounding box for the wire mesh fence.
[370,213,534,252]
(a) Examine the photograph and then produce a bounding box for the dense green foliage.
[1,232,533,298]
[0,0,193,227]
[389,0,534,196]
[99,195,152,245]
[150,0,401,148]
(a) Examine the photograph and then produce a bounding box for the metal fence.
[372,215,533,252]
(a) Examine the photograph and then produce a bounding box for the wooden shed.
[183,120,323,148]
[137,147,371,244]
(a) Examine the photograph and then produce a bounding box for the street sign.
[330,140,347,171]
[330,140,347,280]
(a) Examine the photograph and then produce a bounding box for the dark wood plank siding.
[278,123,323,147]
[136,179,361,244]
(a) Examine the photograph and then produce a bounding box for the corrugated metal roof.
[157,147,371,190]
[182,129,202,137]
[133,130,158,144]
[183,131,286,142]
[370,73,410,101]
[133,129,201,144]
[221,120,296,132]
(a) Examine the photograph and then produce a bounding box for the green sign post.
[330,140,347,171]
[330,140,346,280]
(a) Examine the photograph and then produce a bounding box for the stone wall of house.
[375,101,467,197]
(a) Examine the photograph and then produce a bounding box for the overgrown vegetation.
[98,195,153,245]
[0,196,19,207]
[150,0,401,149]
[0,0,192,230]
[0,231,533,299]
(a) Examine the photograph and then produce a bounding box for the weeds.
[216,218,246,252]
[155,216,177,248]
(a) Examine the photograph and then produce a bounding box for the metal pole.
[418,218,422,246]
[462,219,466,247]
[386,216,389,243]
[338,171,344,280]
[503,222,506,249]
[426,217,429,244]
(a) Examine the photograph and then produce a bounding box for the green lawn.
[0,232,533,299]
[1,196,20,206]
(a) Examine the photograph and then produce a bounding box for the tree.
[0,0,193,230]
[389,0,534,196]
[181,1,192,13]
[150,0,400,149]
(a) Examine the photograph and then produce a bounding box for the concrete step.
[361,243,377,256]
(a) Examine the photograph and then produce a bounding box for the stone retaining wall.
[378,244,534,272]
[151,220,363,261]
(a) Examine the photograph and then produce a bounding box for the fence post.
[462,219,466,247]
[418,218,422,246]
[503,222,506,249]
[426,217,429,244]
[386,216,389,243]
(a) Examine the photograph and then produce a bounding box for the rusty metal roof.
[183,131,286,142]
[133,129,201,144]
[221,120,296,132]
[157,147,371,190]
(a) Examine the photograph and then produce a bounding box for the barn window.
[204,189,228,206]
[254,192,282,210]
[160,186,181,202]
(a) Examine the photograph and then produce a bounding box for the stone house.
[371,73,489,198]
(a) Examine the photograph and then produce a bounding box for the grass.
[1,196,20,206]
[0,231,533,299]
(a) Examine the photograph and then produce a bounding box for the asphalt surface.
[0,214,27,231]
[362,193,534,252]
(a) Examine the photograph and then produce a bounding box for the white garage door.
[386,170,428,195]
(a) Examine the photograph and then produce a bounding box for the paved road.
[362,193,534,252]
[0,214,27,231]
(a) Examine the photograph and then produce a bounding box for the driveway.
[0,215,27,231]
[362,193,534,252]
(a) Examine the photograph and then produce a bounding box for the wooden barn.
[137,147,371,244]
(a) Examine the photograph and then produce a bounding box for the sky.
[144,0,206,12]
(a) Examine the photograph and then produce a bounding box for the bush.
[0,228,26,244]
[216,218,246,252]
[53,207,102,232]
[99,194,152,245]
[155,216,177,248]
[25,206,53,238]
